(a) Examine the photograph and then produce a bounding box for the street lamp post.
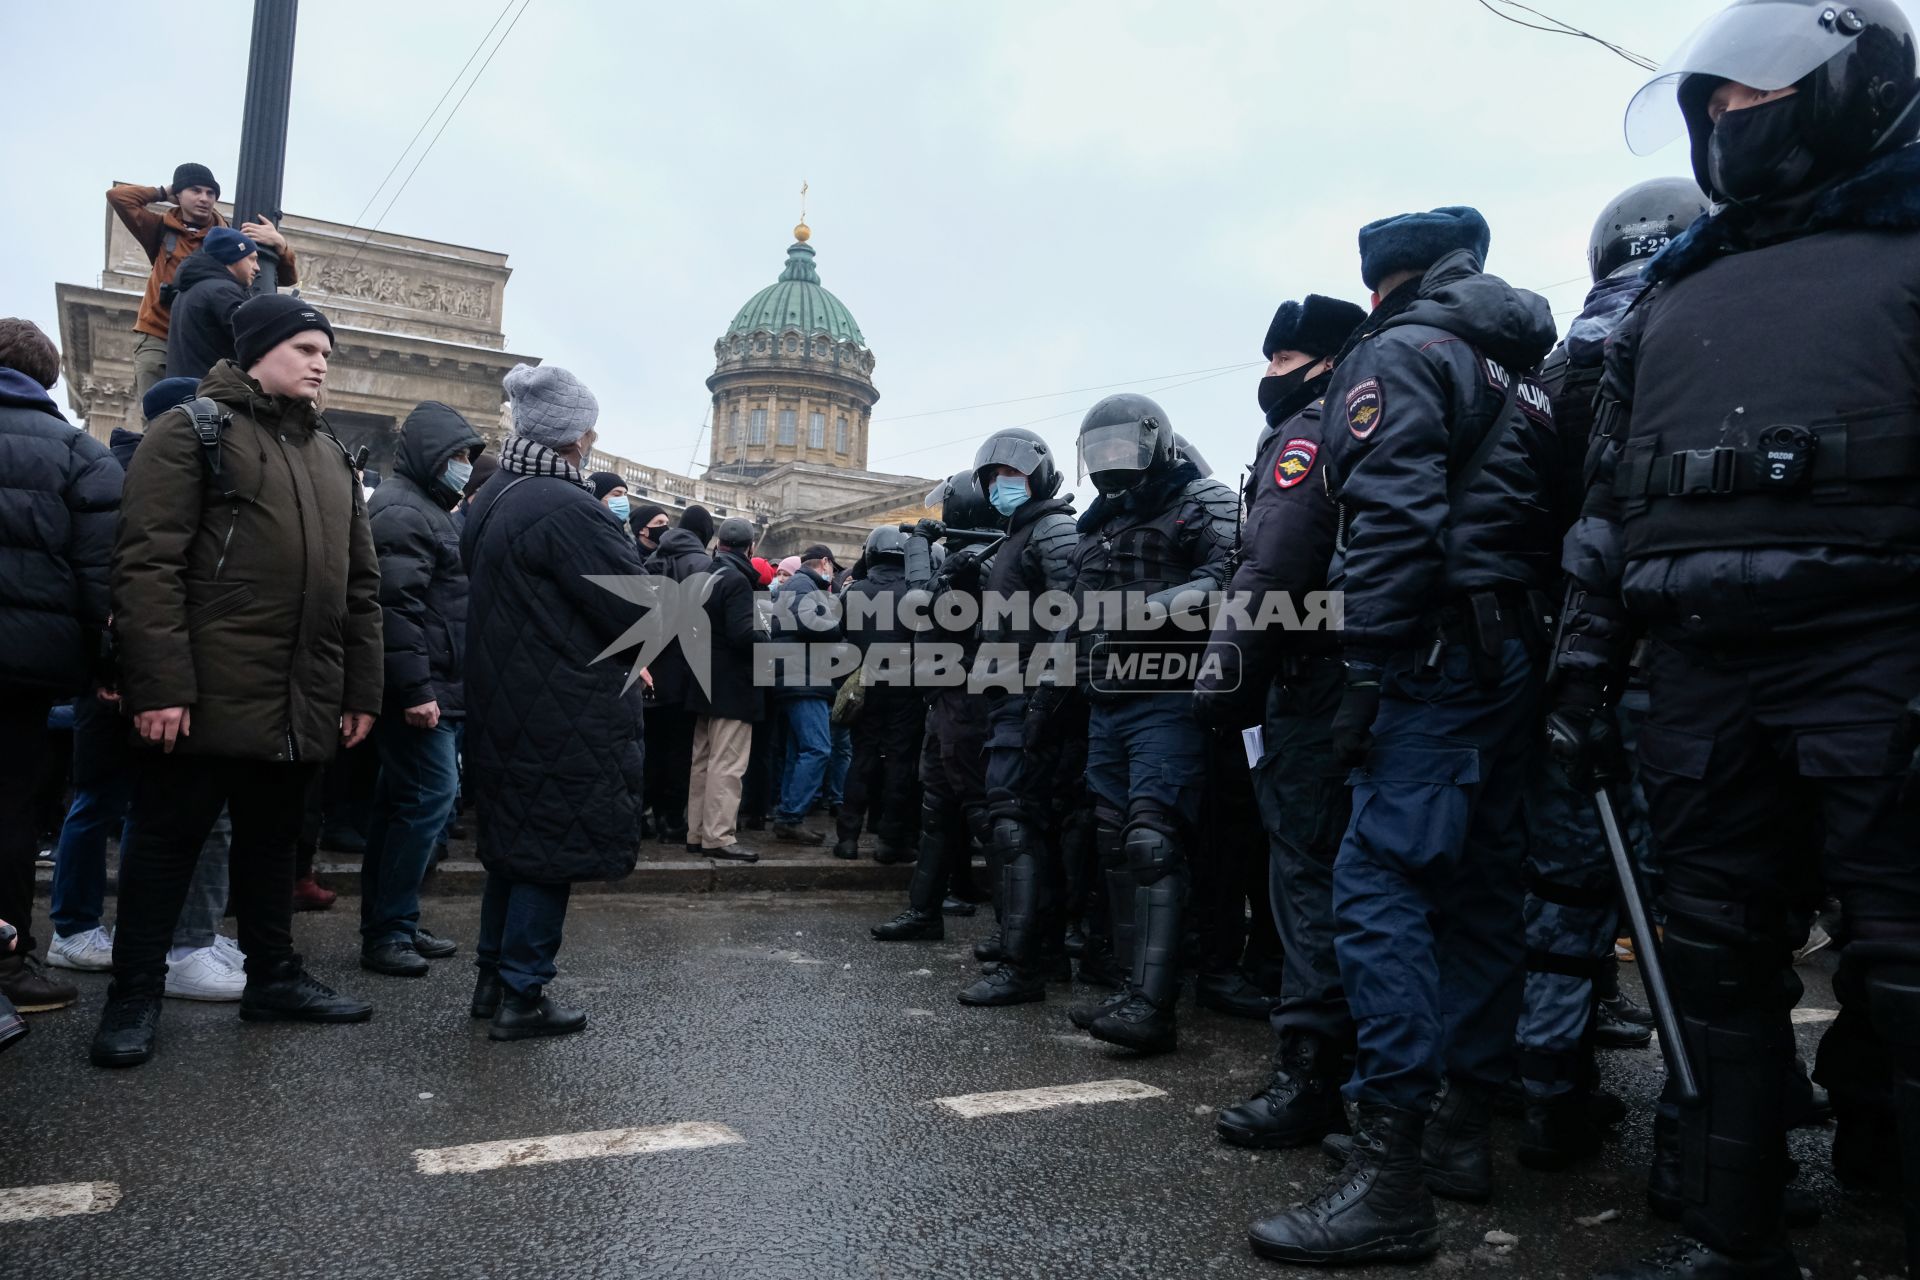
[230,0,298,295]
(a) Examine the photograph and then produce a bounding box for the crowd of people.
[4,2,1920,1275]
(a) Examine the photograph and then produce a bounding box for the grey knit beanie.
[503,362,599,447]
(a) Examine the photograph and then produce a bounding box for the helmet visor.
[924,478,953,509]
[974,433,1046,478]
[1624,1,1857,154]
[1077,422,1155,481]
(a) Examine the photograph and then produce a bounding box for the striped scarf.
[498,433,592,490]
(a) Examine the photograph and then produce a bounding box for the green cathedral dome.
[724,238,866,348]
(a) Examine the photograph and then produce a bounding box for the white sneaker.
[164,944,246,1001]
[210,934,247,971]
[48,926,114,972]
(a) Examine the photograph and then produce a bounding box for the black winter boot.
[1518,1089,1613,1171]
[488,990,587,1041]
[871,908,943,942]
[470,964,503,1019]
[1420,1080,1495,1202]
[90,984,163,1068]
[1247,1104,1439,1265]
[1217,1032,1350,1150]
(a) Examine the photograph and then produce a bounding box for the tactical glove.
[1544,677,1621,790]
[1329,663,1383,768]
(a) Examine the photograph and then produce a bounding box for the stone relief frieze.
[304,257,493,321]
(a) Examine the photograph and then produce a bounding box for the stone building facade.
[55,185,538,479]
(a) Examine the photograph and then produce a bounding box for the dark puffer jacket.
[693,545,766,724]
[163,250,248,383]
[642,526,711,711]
[0,369,121,695]
[369,402,485,717]
[113,360,383,760]
[460,465,648,883]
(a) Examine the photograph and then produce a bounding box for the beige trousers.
[687,717,753,849]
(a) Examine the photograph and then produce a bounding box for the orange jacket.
[106,183,301,340]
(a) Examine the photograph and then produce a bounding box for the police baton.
[1592,785,1699,1105]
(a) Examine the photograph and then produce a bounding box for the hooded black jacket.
[694,546,767,723]
[1320,249,1562,659]
[0,369,121,695]
[367,402,485,717]
[643,526,713,711]
[163,249,249,383]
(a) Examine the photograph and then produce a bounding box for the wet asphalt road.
[0,891,1904,1280]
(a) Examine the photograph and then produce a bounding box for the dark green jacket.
[113,360,383,761]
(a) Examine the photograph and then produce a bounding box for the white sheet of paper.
[1241,725,1264,769]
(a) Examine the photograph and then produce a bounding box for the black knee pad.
[990,813,1041,862]
[1662,905,1790,1016]
[1122,802,1181,888]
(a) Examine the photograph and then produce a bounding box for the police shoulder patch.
[1274,438,1318,489]
[1345,378,1383,440]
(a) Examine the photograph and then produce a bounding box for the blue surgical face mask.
[442,458,473,493]
[606,495,631,523]
[988,475,1030,517]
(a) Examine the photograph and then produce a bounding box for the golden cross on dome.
[795,180,811,242]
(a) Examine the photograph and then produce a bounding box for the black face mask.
[1708,93,1819,203]
[1258,365,1322,424]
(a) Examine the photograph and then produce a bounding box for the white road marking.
[934,1078,1167,1119]
[413,1122,745,1175]
[1792,1007,1838,1025]
[0,1181,122,1223]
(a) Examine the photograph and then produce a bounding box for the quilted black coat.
[0,369,120,696]
[459,467,648,883]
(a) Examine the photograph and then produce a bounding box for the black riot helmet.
[1077,393,1173,495]
[1170,432,1212,478]
[972,427,1063,499]
[924,467,997,530]
[864,523,909,561]
[1587,177,1713,281]
[1626,0,1920,201]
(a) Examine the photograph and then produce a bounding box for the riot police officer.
[1195,293,1369,1149]
[1057,395,1238,1052]
[1555,4,1920,1276]
[1512,176,1710,1173]
[834,525,925,862]
[956,429,1080,1005]
[872,470,999,943]
[1248,207,1562,1264]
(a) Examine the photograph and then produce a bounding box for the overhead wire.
[346,0,535,264]
[1472,0,1659,72]
[340,0,517,240]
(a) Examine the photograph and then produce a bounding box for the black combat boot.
[1217,1032,1350,1149]
[872,909,943,941]
[1419,1080,1496,1202]
[1591,1238,1800,1280]
[831,837,859,860]
[957,962,1046,1007]
[90,983,163,1068]
[973,933,1005,963]
[1518,1089,1612,1171]
[488,989,587,1041]
[1194,969,1278,1020]
[1247,1104,1439,1265]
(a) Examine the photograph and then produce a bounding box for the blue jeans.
[776,699,832,824]
[51,777,132,936]
[1333,637,1541,1111]
[361,718,459,945]
[825,723,852,806]
[475,873,571,996]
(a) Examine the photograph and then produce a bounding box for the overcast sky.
[8,0,1829,501]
